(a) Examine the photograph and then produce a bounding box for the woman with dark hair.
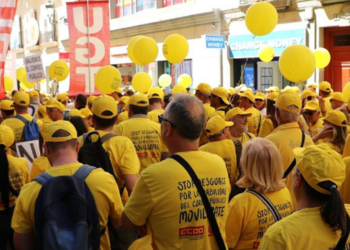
[0,125,30,249]
[258,92,278,137]
[259,144,350,249]
[69,116,88,137]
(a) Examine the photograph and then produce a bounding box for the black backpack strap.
[283,131,305,179]
[246,190,281,222]
[229,140,245,201]
[335,213,350,250]
[74,165,96,180]
[33,173,53,185]
[83,131,101,143]
[8,185,19,197]
[100,133,118,144]
[256,113,262,136]
[245,132,252,139]
[171,154,226,250]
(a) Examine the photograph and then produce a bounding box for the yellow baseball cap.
[69,109,85,118]
[0,125,14,149]
[115,88,122,94]
[129,93,149,107]
[225,107,252,121]
[92,95,117,119]
[330,92,345,103]
[307,83,317,89]
[212,87,230,105]
[227,87,236,95]
[29,90,39,98]
[292,86,300,94]
[301,89,317,99]
[42,96,51,105]
[46,99,66,112]
[319,81,332,93]
[80,108,92,118]
[275,91,301,113]
[43,120,77,143]
[56,93,69,103]
[324,110,348,127]
[267,92,279,101]
[293,144,345,195]
[37,105,48,117]
[172,85,187,94]
[13,91,30,106]
[265,86,279,92]
[303,100,320,111]
[147,87,164,100]
[87,95,97,104]
[254,92,265,100]
[119,96,130,104]
[205,116,233,136]
[0,100,14,110]
[239,91,255,103]
[194,83,211,95]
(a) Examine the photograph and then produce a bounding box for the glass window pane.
[116,0,123,17]
[163,0,172,7]
[123,0,132,16]
[174,0,184,5]
[137,0,155,12]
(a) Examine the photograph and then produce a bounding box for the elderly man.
[122,94,230,250]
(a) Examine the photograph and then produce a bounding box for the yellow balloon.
[158,74,172,87]
[172,85,187,94]
[49,60,69,81]
[279,45,316,83]
[19,82,28,90]
[133,37,158,65]
[127,36,144,65]
[343,82,350,101]
[132,72,152,93]
[4,76,14,92]
[16,67,26,82]
[39,79,46,84]
[313,48,331,69]
[177,74,192,88]
[95,66,122,94]
[163,34,189,64]
[259,45,274,62]
[245,2,278,36]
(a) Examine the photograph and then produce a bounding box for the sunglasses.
[158,114,177,128]
[303,111,316,116]
[306,96,313,101]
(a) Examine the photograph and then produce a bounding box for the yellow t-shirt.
[258,118,275,138]
[2,114,43,142]
[323,96,332,116]
[307,118,323,137]
[211,106,227,119]
[31,156,51,179]
[0,155,30,211]
[199,103,216,146]
[147,109,164,123]
[124,151,230,250]
[226,187,293,250]
[115,117,168,172]
[245,107,263,136]
[199,139,238,187]
[78,130,140,190]
[230,132,255,147]
[265,122,314,207]
[118,111,129,123]
[340,157,350,204]
[342,134,350,158]
[258,205,350,250]
[11,163,123,250]
[41,116,52,125]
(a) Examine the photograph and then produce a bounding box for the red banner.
[67,1,110,96]
[0,0,18,99]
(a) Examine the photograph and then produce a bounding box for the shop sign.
[205,35,225,49]
[228,28,305,58]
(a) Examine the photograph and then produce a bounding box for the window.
[114,0,155,18]
[163,0,192,8]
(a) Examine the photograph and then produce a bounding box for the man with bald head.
[122,94,230,249]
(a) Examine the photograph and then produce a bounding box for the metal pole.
[86,0,91,95]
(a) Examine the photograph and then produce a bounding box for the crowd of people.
[0,81,349,250]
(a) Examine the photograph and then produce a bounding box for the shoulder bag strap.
[101,133,118,144]
[283,130,305,179]
[229,140,245,201]
[256,113,262,136]
[334,213,350,250]
[171,154,226,250]
[14,115,28,124]
[246,190,282,222]
[245,132,252,139]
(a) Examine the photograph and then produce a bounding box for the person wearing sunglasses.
[302,100,323,137]
[301,89,317,108]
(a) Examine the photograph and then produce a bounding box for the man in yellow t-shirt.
[122,94,230,250]
[115,94,168,172]
[200,116,237,187]
[210,87,230,119]
[11,120,123,250]
[0,100,15,120]
[265,91,314,206]
[147,87,164,123]
[302,100,323,137]
[239,90,263,136]
[225,108,255,146]
[318,81,332,117]
[194,83,215,146]
[2,91,42,143]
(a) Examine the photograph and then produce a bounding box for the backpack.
[33,165,101,250]
[78,131,118,183]
[14,115,40,141]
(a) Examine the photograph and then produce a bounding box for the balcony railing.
[239,0,291,11]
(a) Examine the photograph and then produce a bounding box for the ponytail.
[0,144,10,213]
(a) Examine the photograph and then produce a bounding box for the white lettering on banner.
[0,33,10,61]
[15,140,40,174]
[76,36,105,64]
[230,37,304,51]
[73,7,103,34]
[76,67,100,93]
